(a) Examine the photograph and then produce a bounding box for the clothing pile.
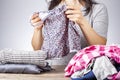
[0,49,52,74]
[65,45,120,80]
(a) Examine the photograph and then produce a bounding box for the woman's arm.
[65,3,108,45]
[30,12,44,50]
[77,17,107,45]
[31,28,43,50]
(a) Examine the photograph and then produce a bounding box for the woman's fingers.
[30,12,42,25]
[65,9,80,15]
[30,12,44,29]
[32,21,43,27]
[66,14,80,19]
[31,12,39,20]
[31,17,41,23]
[65,5,82,15]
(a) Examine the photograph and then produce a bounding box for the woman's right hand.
[30,12,44,30]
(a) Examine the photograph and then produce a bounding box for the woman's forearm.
[31,29,43,50]
[78,18,107,45]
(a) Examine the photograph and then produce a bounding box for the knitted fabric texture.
[0,49,47,67]
[39,4,81,59]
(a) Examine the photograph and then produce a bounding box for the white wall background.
[102,0,120,45]
[0,0,120,50]
[0,0,48,50]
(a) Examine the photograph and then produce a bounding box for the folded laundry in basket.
[0,49,47,67]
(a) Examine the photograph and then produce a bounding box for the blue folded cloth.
[0,63,53,74]
[0,64,42,74]
[71,71,97,80]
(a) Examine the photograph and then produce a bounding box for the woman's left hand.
[65,4,85,24]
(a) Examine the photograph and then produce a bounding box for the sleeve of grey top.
[92,3,108,39]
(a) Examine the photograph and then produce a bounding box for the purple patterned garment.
[40,4,81,59]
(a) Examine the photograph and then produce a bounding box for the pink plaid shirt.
[65,45,120,77]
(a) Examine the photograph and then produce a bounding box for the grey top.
[79,3,108,48]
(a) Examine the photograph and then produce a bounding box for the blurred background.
[0,0,120,50]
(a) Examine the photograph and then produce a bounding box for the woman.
[30,0,108,59]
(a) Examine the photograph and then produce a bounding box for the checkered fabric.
[65,45,120,77]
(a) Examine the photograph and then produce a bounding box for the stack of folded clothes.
[0,49,52,74]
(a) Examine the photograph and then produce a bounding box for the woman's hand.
[31,12,44,50]
[65,3,85,25]
[30,12,44,30]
